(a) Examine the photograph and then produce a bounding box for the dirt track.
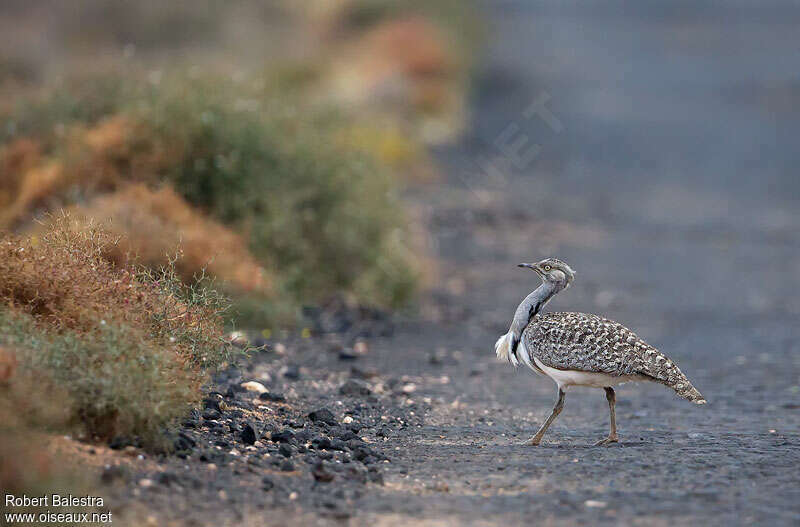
[92,2,800,525]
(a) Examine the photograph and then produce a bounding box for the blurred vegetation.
[0,74,420,324]
[0,217,233,449]
[0,0,479,496]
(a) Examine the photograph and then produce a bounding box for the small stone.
[271,429,295,443]
[280,460,295,472]
[353,340,369,355]
[202,409,221,421]
[261,476,274,491]
[138,478,154,488]
[340,379,372,397]
[401,383,417,394]
[240,423,257,445]
[312,436,332,450]
[283,365,300,380]
[585,500,607,508]
[258,391,286,402]
[308,408,337,426]
[108,436,129,450]
[278,444,293,458]
[342,416,354,424]
[240,381,268,394]
[312,463,335,482]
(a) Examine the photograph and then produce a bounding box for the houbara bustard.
[495,258,705,446]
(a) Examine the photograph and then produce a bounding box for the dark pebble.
[271,429,295,443]
[203,395,223,412]
[278,444,293,458]
[312,463,335,482]
[262,476,274,491]
[308,408,337,426]
[340,379,372,397]
[312,436,332,450]
[258,391,286,402]
[338,349,359,361]
[280,460,295,472]
[283,365,301,380]
[329,439,349,451]
[202,409,221,421]
[108,436,129,450]
[240,422,257,445]
[174,432,196,452]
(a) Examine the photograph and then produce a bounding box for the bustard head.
[518,257,575,291]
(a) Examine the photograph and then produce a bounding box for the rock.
[202,409,221,421]
[352,446,372,462]
[311,436,332,450]
[340,379,372,397]
[280,460,295,472]
[353,340,369,355]
[278,444,293,458]
[286,418,305,429]
[109,436,131,450]
[329,439,348,451]
[350,366,379,379]
[203,394,224,412]
[585,500,607,508]
[271,429,295,443]
[342,416,354,424]
[174,432,196,452]
[308,408,337,426]
[240,423,258,445]
[261,476,274,491]
[240,381,268,394]
[258,391,286,402]
[312,463,335,482]
[283,365,301,380]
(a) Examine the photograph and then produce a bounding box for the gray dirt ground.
[92,2,800,526]
[355,1,800,524]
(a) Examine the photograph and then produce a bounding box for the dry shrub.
[63,183,272,295]
[0,216,232,448]
[0,115,167,229]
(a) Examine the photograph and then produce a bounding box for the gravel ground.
[90,2,800,525]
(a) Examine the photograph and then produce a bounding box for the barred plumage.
[523,312,705,403]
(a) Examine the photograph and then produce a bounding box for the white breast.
[532,357,645,389]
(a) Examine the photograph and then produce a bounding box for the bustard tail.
[674,382,707,405]
[494,332,518,367]
[643,357,707,404]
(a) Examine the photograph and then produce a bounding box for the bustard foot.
[593,435,619,446]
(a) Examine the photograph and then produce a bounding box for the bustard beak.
[518,263,544,277]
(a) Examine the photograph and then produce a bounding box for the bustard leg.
[526,388,565,446]
[594,387,619,446]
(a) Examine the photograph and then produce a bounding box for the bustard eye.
[544,265,551,271]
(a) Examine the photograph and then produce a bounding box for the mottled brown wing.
[523,312,675,382]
